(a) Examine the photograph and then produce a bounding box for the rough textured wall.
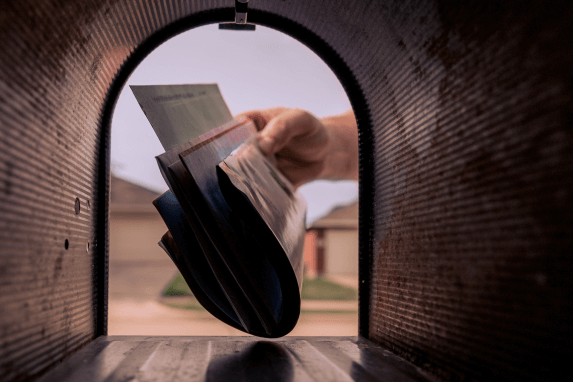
[0,0,572,381]
[0,1,115,380]
[366,2,573,380]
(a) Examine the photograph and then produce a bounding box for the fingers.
[235,107,320,156]
[276,157,325,188]
[234,107,287,131]
[257,109,321,155]
[235,108,357,186]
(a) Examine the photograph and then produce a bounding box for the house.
[109,175,176,301]
[109,174,358,294]
[109,174,166,263]
[303,201,359,277]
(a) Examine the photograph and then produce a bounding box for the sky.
[111,24,358,224]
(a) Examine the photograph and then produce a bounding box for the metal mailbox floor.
[38,336,432,382]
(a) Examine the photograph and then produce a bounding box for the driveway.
[108,259,358,336]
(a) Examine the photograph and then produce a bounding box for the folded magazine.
[131,84,306,337]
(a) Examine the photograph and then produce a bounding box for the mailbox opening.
[107,23,361,337]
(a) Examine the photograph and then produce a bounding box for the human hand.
[235,108,358,188]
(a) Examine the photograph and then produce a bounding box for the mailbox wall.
[1,1,572,381]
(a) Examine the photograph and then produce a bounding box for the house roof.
[310,200,358,229]
[110,175,162,205]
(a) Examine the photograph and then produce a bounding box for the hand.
[235,108,358,188]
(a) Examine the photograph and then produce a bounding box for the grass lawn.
[163,273,357,301]
[163,272,192,296]
[301,277,357,301]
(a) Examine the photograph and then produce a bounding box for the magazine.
[132,84,306,337]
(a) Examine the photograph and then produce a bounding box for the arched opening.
[107,23,363,336]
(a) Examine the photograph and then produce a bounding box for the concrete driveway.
[108,258,358,336]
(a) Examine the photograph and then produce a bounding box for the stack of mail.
[131,84,306,337]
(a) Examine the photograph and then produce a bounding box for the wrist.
[319,110,359,181]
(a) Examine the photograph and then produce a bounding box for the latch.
[219,0,256,31]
